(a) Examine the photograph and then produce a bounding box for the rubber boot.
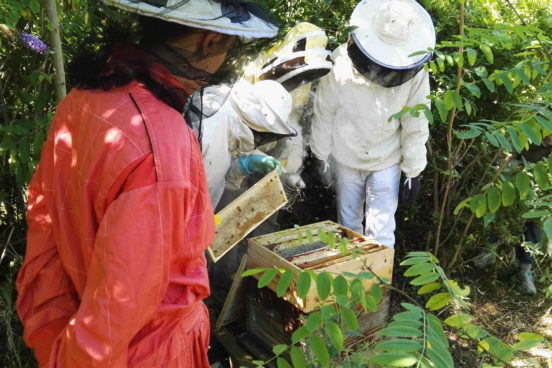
[518,264,537,295]
[473,249,496,270]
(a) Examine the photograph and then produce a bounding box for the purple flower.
[19,32,49,54]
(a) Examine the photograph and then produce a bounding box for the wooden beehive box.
[247,221,394,313]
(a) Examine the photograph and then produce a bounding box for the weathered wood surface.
[215,255,249,330]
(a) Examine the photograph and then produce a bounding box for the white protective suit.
[310,44,430,247]
[242,22,332,188]
[200,79,293,207]
[311,44,430,177]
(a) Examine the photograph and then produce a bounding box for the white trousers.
[335,163,400,248]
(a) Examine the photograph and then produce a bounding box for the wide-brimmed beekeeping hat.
[102,0,279,39]
[348,0,435,87]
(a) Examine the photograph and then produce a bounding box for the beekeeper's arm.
[399,69,430,178]
[226,152,281,191]
[310,70,339,161]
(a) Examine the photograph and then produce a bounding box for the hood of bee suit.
[242,22,333,92]
[230,79,296,146]
[102,0,279,39]
[347,0,435,87]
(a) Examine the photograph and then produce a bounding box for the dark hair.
[67,16,193,111]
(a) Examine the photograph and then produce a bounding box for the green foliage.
[242,251,549,367]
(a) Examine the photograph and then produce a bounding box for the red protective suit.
[16,71,215,367]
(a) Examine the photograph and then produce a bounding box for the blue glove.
[238,155,281,175]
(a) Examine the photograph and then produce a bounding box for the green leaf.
[455,127,481,139]
[434,98,448,122]
[498,72,513,94]
[306,312,323,332]
[241,267,267,277]
[495,131,512,151]
[519,332,545,340]
[453,197,471,215]
[466,47,477,66]
[480,44,494,63]
[519,123,541,145]
[316,272,331,301]
[341,307,358,330]
[297,272,312,299]
[375,339,422,353]
[291,325,309,343]
[544,218,552,242]
[417,282,441,295]
[370,353,417,367]
[535,115,552,131]
[404,262,433,277]
[309,335,330,367]
[522,210,548,219]
[444,313,472,328]
[512,338,543,351]
[400,256,429,266]
[317,228,328,243]
[364,294,377,312]
[276,357,292,368]
[306,229,314,244]
[273,344,288,356]
[482,78,495,92]
[501,180,516,207]
[410,272,440,285]
[506,127,522,153]
[475,66,488,78]
[29,0,40,14]
[470,193,487,218]
[333,276,348,296]
[371,284,383,304]
[326,321,344,350]
[533,164,550,189]
[485,132,499,147]
[258,268,278,288]
[426,292,451,310]
[444,90,456,110]
[379,326,422,338]
[464,82,481,98]
[393,310,423,321]
[515,172,531,199]
[321,305,335,320]
[487,187,501,213]
[482,336,514,363]
[290,346,307,368]
[277,270,294,297]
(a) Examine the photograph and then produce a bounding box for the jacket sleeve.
[47,181,186,367]
[400,70,431,178]
[310,71,339,161]
[279,109,305,174]
[16,164,79,367]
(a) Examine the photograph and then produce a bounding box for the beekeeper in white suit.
[243,22,333,191]
[197,78,294,207]
[310,0,435,247]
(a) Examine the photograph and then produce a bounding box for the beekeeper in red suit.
[310,0,435,247]
[15,0,278,367]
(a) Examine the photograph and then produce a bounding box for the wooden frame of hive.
[246,220,394,313]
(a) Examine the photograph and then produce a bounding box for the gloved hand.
[401,176,421,206]
[283,173,306,190]
[312,157,332,187]
[238,154,281,175]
